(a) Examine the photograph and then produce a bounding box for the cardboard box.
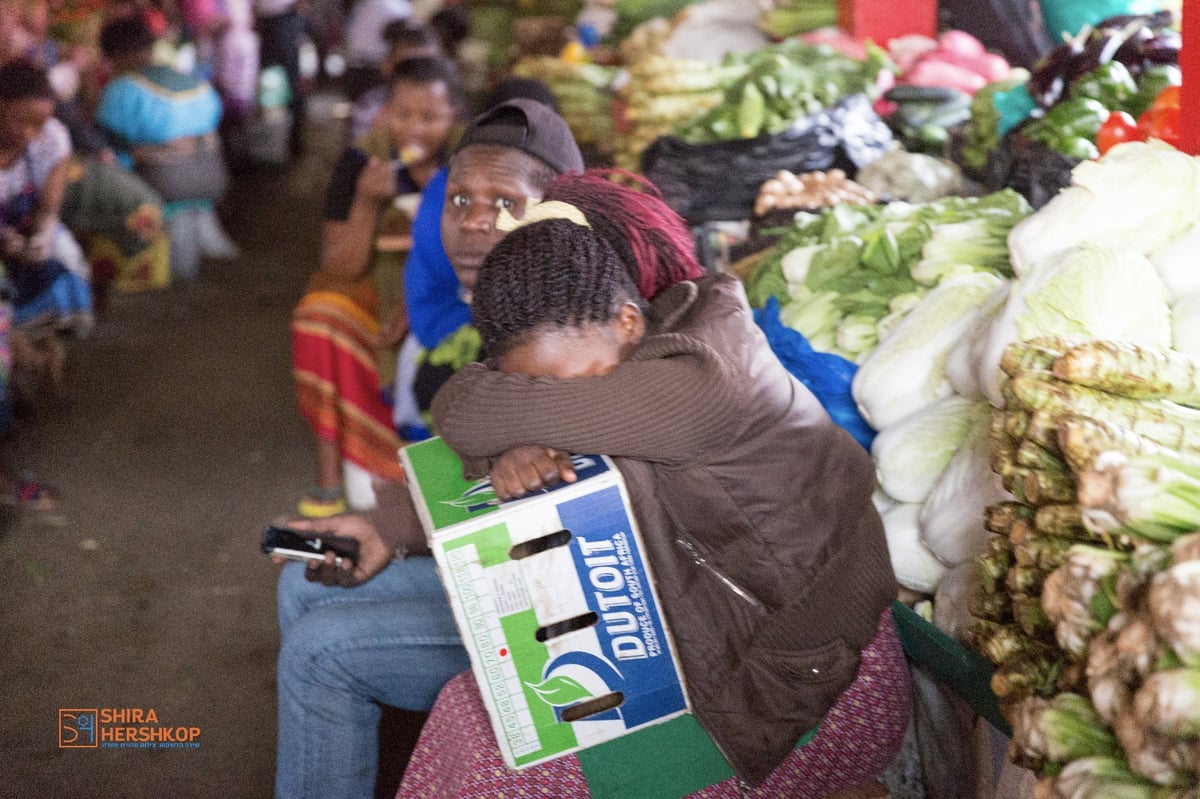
[401,437,689,770]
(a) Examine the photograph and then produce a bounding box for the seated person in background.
[428,5,469,66]
[0,60,94,362]
[271,97,583,799]
[95,14,238,282]
[290,55,464,518]
[60,152,169,311]
[341,0,413,102]
[348,18,442,143]
[428,210,907,792]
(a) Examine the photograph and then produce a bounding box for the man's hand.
[275,513,395,587]
[489,446,576,502]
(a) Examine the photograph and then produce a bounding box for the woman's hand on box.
[489,446,576,502]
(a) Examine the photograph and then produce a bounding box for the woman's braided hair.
[541,169,705,300]
[472,219,643,355]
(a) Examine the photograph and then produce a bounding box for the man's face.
[441,144,547,294]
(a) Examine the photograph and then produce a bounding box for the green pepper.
[737,82,766,138]
[1128,63,1182,118]
[1069,61,1137,112]
[1039,96,1108,140]
[1052,135,1099,161]
[917,123,950,152]
[705,109,737,141]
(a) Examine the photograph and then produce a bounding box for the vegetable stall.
[478,0,1200,795]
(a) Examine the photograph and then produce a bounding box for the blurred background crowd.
[0,0,487,516]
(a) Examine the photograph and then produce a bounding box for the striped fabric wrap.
[292,286,406,483]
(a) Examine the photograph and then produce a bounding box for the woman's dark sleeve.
[430,346,737,464]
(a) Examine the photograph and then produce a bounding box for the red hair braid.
[540,169,706,300]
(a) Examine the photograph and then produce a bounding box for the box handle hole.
[535,612,598,642]
[561,692,625,722]
[509,529,572,560]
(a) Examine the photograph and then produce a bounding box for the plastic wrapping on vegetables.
[753,297,875,450]
[641,94,893,224]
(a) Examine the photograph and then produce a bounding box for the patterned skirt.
[397,608,912,799]
[292,275,406,483]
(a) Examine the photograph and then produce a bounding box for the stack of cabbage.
[510,57,620,149]
[748,141,1200,609]
[885,142,1200,601]
[743,190,1031,594]
[748,139,1200,792]
[945,142,1200,793]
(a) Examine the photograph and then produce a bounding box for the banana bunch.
[510,57,620,148]
[615,55,741,170]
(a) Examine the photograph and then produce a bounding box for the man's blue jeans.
[275,557,469,799]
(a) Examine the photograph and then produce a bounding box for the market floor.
[0,93,426,799]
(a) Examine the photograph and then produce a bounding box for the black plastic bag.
[982,131,1078,210]
[640,94,893,225]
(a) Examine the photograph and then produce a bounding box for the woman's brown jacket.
[431,274,897,785]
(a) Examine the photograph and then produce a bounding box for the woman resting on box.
[426,208,910,789]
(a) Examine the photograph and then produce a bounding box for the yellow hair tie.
[495,199,590,232]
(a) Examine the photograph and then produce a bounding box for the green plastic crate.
[891,601,1011,736]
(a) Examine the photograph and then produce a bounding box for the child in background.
[95,14,239,282]
[0,60,94,342]
[291,54,464,518]
[348,19,443,143]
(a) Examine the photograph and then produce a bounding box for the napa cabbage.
[871,395,989,503]
[853,271,1004,429]
[978,240,1173,407]
[1006,141,1200,277]
[881,502,948,594]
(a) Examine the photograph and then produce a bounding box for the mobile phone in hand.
[261,525,360,567]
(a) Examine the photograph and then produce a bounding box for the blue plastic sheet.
[753,297,876,451]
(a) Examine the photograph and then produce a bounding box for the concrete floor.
[0,94,368,798]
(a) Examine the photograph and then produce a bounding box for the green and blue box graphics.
[401,436,690,770]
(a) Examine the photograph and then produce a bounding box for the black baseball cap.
[453,98,583,175]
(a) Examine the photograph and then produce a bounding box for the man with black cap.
[271,96,582,799]
[401,95,585,425]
